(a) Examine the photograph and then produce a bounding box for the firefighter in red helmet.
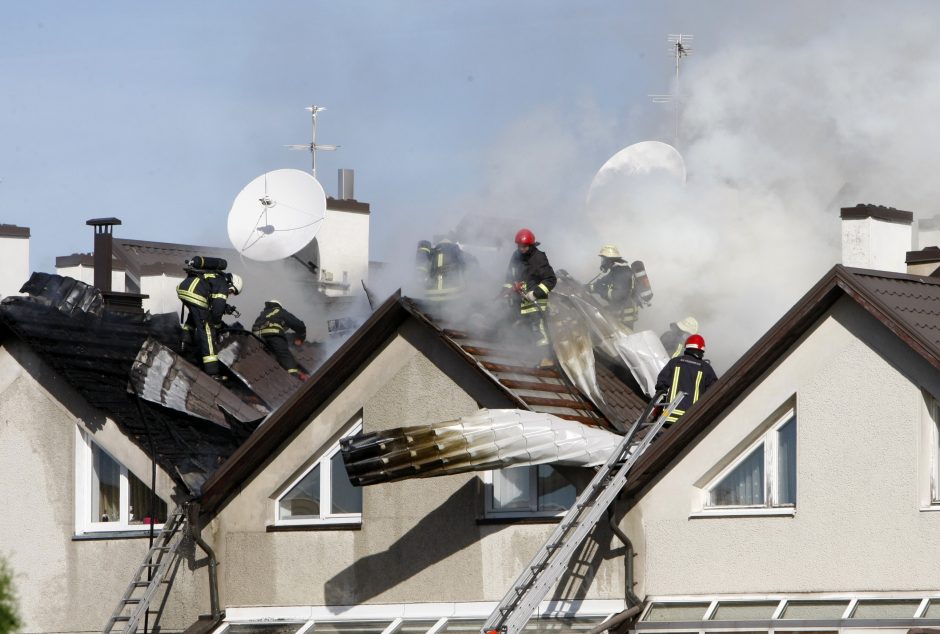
[654,333,718,426]
[503,228,557,367]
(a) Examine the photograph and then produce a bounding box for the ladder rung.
[113,616,131,622]
[123,598,142,604]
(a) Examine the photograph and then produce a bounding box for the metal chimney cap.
[86,217,122,227]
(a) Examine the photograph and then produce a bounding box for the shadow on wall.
[324,479,504,606]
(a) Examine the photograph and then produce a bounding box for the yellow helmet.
[598,244,621,258]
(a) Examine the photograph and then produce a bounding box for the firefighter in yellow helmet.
[176,257,242,377]
[660,316,699,358]
[587,244,641,329]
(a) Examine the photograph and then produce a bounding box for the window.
[704,409,796,510]
[485,464,576,518]
[275,419,362,526]
[75,429,167,534]
[925,396,940,505]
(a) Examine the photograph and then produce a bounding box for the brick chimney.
[840,204,913,273]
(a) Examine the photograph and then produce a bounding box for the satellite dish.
[227,169,327,261]
[586,141,686,207]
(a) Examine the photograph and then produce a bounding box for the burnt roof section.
[621,264,940,504]
[0,273,323,495]
[840,204,914,224]
[0,224,29,238]
[197,291,649,514]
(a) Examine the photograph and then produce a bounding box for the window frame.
[695,408,797,517]
[919,393,940,510]
[274,418,363,527]
[482,464,577,519]
[74,427,167,535]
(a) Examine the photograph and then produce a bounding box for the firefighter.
[586,244,640,328]
[654,334,718,426]
[252,300,309,380]
[660,316,699,358]
[504,228,557,367]
[426,238,473,302]
[176,261,243,377]
[415,240,433,286]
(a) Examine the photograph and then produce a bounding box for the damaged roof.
[620,264,940,503]
[0,273,322,495]
[197,291,650,514]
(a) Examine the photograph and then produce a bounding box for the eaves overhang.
[621,264,940,504]
[197,290,408,515]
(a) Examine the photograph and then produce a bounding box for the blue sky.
[5,1,939,365]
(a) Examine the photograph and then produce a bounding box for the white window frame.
[274,418,363,527]
[483,464,577,519]
[919,393,940,510]
[74,427,167,534]
[694,408,796,517]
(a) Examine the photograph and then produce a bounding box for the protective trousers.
[261,334,302,376]
[182,304,220,375]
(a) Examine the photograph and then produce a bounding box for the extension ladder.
[481,393,683,634]
[102,505,188,634]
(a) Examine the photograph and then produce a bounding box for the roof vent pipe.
[86,217,122,292]
[338,168,354,200]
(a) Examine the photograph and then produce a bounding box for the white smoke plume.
[389,6,940,372]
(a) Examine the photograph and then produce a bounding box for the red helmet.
[515,228,536,245]
[685,334,705,350]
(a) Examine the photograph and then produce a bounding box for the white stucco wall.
[209,330,626,610]
[139,272,185,315]
[624,297,940,597]
[317,207,369,294]
[55,264,126,292]
[842,217,912,273]
[0,338,202,632]
[0,235,29,299]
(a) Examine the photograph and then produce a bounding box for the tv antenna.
[286,105,339,180]
[648,34,694,146]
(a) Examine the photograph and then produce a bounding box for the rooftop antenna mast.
[286,105,339,180]
[649,33,693,146]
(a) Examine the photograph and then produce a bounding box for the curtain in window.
[92,444,120,522]
[331,452,362,514]
[710,445,764,506]
[537,465,576,511]
[280,465,321,519]
[777,417,797,505]
[493,467,532,511]
[128,469,168,524]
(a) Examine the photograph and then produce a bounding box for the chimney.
[86,217,146,313]
[0,224,30,299]
[338,168,355,200]
[86,217,121,292]
[840,204,913,273]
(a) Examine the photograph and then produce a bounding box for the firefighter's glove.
[512,282,524,292]
[524,290,537,302]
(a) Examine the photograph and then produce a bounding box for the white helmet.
[228,273,243,295]
[598,244,621,258]
[267,299,282,306]
[676,316,698,334]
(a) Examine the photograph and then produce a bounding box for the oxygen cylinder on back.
[186,256,228,271]
[631,260,653,303]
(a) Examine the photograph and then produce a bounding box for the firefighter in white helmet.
[176,257,242,378]
[660,316,699,358]
[587,244,642,329]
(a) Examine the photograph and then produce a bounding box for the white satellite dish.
[586,141,686,207]
[227,168,327,261]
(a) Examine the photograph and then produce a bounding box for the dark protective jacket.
[505,246,557,315]
[655,348,718,423]
[589,259,636,305]
[176,271,232,327]
[252,302,307,341]
[426,241,471,301]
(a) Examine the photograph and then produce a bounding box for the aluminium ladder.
[102,504,188,634]
[481,393,684,634]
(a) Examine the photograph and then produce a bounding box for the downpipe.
[188,502,221,620]
[607,507,642,607]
